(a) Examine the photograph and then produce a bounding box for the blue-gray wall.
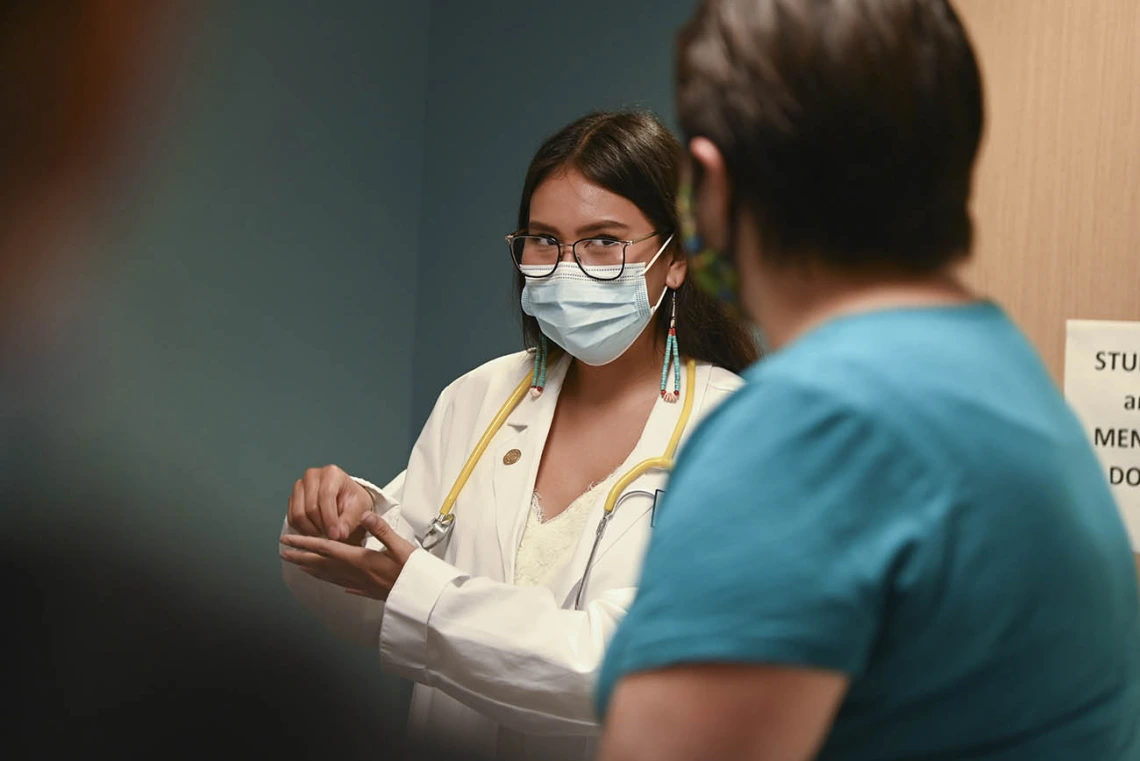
[70,0,694,728]
[88,0,427,556]
[411,0,696,430]
[75,0,431,713]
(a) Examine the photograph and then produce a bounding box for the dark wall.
[410,0,697,432]
[70,0,431,719]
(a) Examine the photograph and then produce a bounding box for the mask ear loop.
[645,232,677,315]
[642,232,676,276]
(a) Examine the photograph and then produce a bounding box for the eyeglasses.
[505,230,667,281]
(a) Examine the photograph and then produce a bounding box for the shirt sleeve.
[598,374,939,713]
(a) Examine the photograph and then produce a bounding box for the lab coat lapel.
[550,363,709,606]
[489,353,570,583]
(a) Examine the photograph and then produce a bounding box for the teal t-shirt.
[598,302,1140,760]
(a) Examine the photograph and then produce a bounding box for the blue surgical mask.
[521,235,674,366]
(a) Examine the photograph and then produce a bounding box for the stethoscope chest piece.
[421,512,455,550]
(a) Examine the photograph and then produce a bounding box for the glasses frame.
[505,230,667,281]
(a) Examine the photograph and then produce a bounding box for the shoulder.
[696,364,864,447]
[436,350,533,406]
[704,363,745,394]
[676,365,932,509]
[693,362,745,417]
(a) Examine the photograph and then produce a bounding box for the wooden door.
[954,0,1140,573]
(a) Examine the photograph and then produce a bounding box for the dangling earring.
[530,334,548,398]
[660,291,681,403]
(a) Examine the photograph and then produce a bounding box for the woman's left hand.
[279,512,416,600]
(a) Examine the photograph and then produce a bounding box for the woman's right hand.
[287,465,373,542]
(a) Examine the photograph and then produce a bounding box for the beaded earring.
[660,291,681,403]
[530,333,548,398]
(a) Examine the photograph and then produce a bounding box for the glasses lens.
[574,239,625,280]
[511,236,558,276]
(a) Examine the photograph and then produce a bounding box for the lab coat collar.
[503,351,571,432]
[490,352,571,580]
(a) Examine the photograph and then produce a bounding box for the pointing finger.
[360,512,415,563]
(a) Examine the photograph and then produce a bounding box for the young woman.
[279,110,757,760]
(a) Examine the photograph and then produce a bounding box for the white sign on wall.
[1063,319,1140,551]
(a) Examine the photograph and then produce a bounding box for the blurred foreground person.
[0,4,480,759]
[598,1,1140,760]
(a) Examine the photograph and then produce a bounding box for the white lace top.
[513,469,621,589]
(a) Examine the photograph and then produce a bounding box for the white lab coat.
[281,350,741,760]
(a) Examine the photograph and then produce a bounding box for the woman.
[279,110,757,760]
[598,2,1140,760]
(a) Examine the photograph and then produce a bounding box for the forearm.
[381,550,635,735]
[598,666,846,761]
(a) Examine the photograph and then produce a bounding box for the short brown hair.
[514,111,759,373]
[676,0,984,273]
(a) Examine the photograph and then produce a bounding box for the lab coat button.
[503,449,522,465]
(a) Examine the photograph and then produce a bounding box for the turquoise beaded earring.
[530,333,548,398]
[660,291,681,403]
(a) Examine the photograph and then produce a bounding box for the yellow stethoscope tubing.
[572,360,695,609]
[601,358,696,516]
[419,358,697,550]
[438,374,533,520]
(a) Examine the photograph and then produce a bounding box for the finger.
[288,479,319,535]
[303,469,325,535]
[319,478,342,541]
[279,534,340,557]
[279,547,323,566]
[337,480,371,539]
[360,512,415,563]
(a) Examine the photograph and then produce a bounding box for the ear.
[665,241,688,290]
[687,137,732,251]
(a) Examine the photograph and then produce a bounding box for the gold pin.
[503,448,522,465]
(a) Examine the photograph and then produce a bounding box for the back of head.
[676,0,984,273]
[514,110,759,372]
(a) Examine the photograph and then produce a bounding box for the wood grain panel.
[954,0,1140,571]
[956,0,1140,377]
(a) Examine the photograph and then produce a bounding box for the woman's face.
[526,168,686,297]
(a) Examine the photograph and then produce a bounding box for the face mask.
[677,180,742,315]
[679,182,773,355]
[520,234,674,366]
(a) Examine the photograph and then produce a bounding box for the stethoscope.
[417,358,697,610]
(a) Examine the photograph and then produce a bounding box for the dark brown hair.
[676,0,984,273]
[513,111,758,373]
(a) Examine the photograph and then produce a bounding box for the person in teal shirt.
[596,2,1140,760]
